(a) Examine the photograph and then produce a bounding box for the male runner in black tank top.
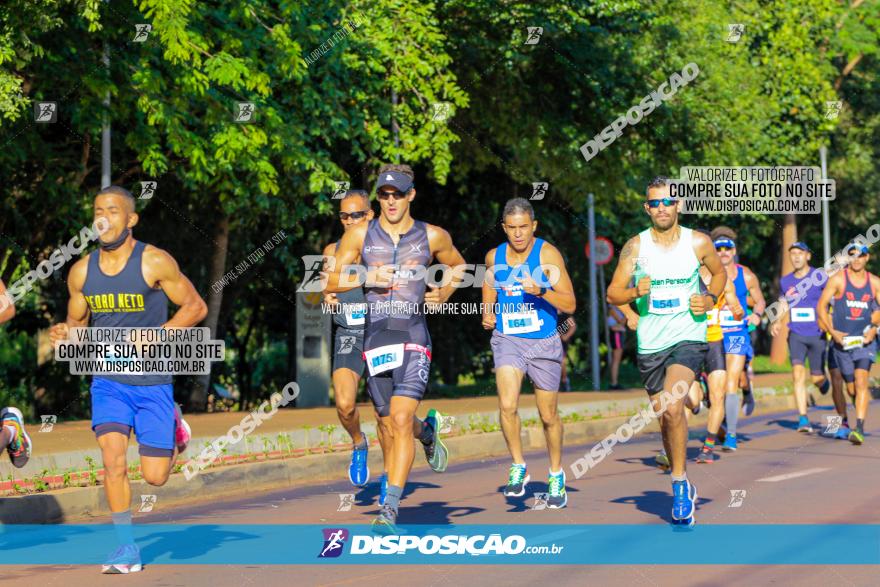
[49,186,208,574]
[817,243,880,445]
[323,190,375,489]
[325,164,467,534]
[0,278,32,470]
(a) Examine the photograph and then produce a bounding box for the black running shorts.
[363,317,432,417]
[637,341,708,395]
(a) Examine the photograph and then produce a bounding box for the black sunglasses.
[646,198,676,208]
[339,210,369,221]
[376,189,408,201]
[715,246,733,252]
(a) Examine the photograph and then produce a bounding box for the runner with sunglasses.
[769,241,831,434]
[325,164,465,534]
[711,230,765,452]
[322,190,377,489]
[817,243,880,445]
[607,177,725,526]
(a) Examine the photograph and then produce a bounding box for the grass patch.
[750,355,793,374]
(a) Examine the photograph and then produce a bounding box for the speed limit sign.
[584,236,614,265]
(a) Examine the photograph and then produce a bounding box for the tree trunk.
[770,213,797,364]
[188,213,229,410]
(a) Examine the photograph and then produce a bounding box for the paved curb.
[0,391,798,524]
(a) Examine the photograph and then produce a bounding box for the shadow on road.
[766,417,799,431]
[139,524,254,563]
[354,480,440,506]
[497,481,582,512]
[610,490,712,523]
[395,501,485,524]
[617,446,715,470]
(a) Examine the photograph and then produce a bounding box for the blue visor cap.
[846,243,869,256]
[714,238,736,249]
[375,171,414,193]
[789,241,811,253]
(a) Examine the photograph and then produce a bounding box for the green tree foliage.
[0,0,876,412]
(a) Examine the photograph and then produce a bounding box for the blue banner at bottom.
[0,524,878,565]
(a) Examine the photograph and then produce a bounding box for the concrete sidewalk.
[2,366,873,523]
[1,372,802,483]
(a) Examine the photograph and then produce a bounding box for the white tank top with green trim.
[633,226,707,353]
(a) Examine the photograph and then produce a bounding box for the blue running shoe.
[102,543,142,574]
[671,480,697,526]
[722,433,737,452]
[797,415,813,434]
[379,472,388,506]
[349,443,370,487]
[835,426,852,440]
[818,378,830,395]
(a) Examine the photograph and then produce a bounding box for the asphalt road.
[3,401,880,586]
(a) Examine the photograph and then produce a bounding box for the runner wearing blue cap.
[326,163,465,534]
[770,241,831,434]
[711,229,765,452]
[817,243,880,445]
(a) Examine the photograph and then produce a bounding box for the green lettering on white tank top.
[633,226,707,353]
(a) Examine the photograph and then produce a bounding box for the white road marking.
[757,468,830,483]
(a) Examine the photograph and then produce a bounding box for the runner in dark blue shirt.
[817,243,880,445]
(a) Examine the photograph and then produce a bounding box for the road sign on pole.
[585,236,614,266]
